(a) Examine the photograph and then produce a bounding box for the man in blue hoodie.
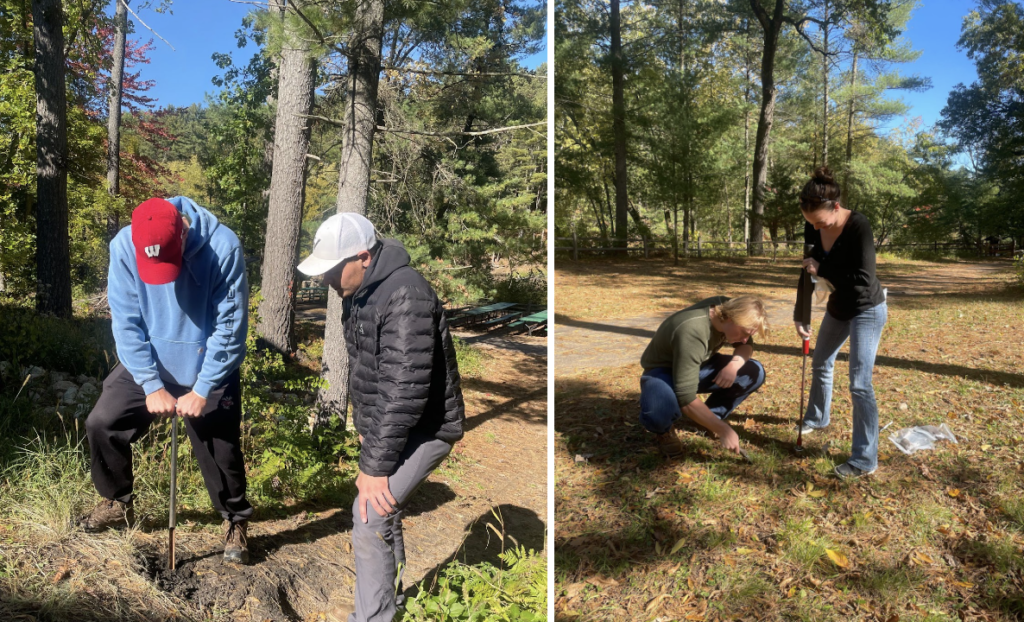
[78,197,252,564]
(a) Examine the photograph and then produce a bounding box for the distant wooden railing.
[554,234,1015,259]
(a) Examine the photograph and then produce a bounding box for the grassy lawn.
[555,255,1024,621]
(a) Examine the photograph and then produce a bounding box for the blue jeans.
[639,354,766,434]
[803,301,887,471]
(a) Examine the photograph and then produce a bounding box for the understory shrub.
[0,303,114,377]
[493,270,546,305]
[402,545,546,622]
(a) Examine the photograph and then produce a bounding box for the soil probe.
[796,337,810,453]
[169,412,178,571]
[795,243,815,454]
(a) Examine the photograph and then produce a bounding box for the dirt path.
[137,345,546,621]
[555,260,1010,376]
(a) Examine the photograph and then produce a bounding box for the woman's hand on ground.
[718,426,740,454]
[794,322,811,340]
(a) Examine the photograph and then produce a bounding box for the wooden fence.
[554,233,1016,259]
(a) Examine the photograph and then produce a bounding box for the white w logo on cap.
[144,244,161,258]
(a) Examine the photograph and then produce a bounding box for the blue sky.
[129,0,973,133]
[126,2,547,109]
[875,0,979,135]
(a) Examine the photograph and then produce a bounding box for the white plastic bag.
[889,424,958,455]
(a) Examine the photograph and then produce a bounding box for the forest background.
[554,0,1024,259]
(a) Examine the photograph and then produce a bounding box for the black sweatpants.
[85,364,253,522]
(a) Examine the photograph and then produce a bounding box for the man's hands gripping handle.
[145,388,207,418]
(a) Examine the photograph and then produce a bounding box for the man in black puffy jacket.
[296,212,465,622]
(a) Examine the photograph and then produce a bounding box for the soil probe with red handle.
[795,243,815,453]
[796,337,810,453]
[169,412,177,570]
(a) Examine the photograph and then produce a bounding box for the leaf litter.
[556,256,1024,621]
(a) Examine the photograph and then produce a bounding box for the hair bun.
[812,166,834,185]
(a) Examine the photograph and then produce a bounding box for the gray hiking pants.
[350,434,452,622]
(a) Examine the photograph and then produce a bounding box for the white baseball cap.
[297,212,378,276]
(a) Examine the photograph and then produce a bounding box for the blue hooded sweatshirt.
[108,196,248,398]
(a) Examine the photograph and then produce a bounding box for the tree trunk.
[743,80,751,245]
[602,176,615,239]
[33,0,71,317]
[588,196,607,239]
[748,0,785,255]
[259,0,317,356]
[610,0,629,250]
[106,0,127,242]
[846,50,858,166]
[821,0,829,167]
[316,0,384,431]
[673,201,679,265]
[742,24,754,246]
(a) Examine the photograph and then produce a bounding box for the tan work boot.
[77,498,135,532]
[655,429,685,459]
[325,599,355,622]
[223,520,249,565]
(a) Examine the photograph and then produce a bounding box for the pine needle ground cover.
[555,256,1024,622]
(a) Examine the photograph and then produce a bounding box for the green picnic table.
[508,309,547,335]
[449,302,517,326]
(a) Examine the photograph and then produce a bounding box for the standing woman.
[793,167,887,479]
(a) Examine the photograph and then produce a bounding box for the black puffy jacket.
[344,239,465,477]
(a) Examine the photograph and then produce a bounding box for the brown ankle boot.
[77,498,135,532]
[223,519,249,565]
[655,429,685,459]
[325,599,355,622]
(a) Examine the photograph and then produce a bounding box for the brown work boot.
[325,599,354,622]
[655,429,685,459]
[77,498,135,532]
[223,520,249,565]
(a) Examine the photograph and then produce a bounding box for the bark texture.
[748,0,785,253]
[106,0,128,241]
[32,0,72,317]
[259,0,317,355]
[316,0,385,430]
[610,0,629,250]
[821,0,830,167]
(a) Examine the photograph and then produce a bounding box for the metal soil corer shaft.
[796,337,809,453]
[169,411,177,571]
[795,242,815,453]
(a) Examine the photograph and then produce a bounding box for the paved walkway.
[554,292,822,376]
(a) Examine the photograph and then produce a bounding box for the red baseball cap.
[131,198,184,285]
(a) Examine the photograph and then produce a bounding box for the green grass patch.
[453,337,488,379]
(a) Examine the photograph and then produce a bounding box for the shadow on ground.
[408,503,546,598]
[555,374,1024,620]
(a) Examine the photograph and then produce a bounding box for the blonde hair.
[718,296,769,338]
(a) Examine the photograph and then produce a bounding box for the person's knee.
[847,372,872,397]
[849,377,874,398]
[352,498,394,538]
[746,360,766,391]
[84,401,114,436]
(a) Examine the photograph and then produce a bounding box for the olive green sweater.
[640,296,753,405]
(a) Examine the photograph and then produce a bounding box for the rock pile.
[1,362,100,415]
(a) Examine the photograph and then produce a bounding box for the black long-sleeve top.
[794,211,885,322]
